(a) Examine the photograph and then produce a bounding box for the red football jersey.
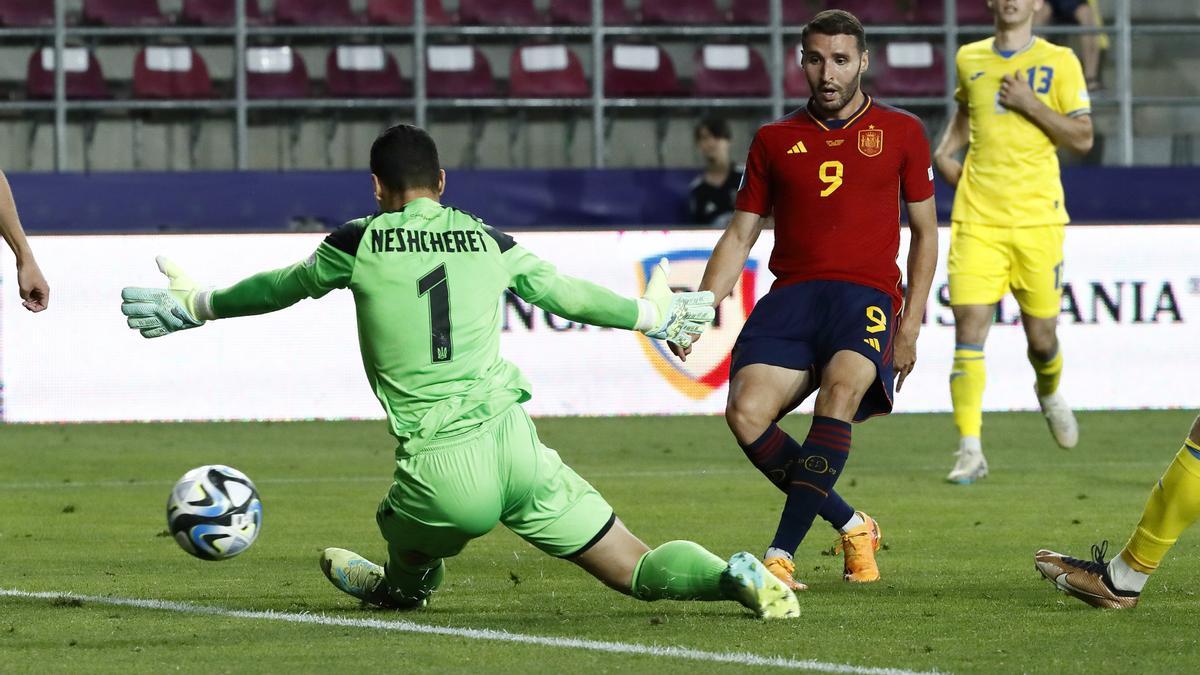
[735,96,934,310]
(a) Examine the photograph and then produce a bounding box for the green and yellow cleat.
[722,551,801,620]
[319,547,424,610]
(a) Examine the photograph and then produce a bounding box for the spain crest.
[858,126,883,157]
[636,250,759,400]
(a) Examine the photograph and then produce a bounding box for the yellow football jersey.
[952,37,1091,226]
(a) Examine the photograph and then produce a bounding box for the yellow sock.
[1121,439,1200,573]
[1028,348,1063,397]
[950,344,985,438]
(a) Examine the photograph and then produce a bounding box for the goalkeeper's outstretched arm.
[503,245,714,349]
[121,243,353,339]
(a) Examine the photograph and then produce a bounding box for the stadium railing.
[0,0,1195,170]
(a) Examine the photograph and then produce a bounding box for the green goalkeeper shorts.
[375,404,615,560]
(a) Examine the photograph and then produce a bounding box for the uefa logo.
[635,250,759,400]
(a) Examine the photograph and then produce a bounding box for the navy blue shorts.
[730,280,897,422]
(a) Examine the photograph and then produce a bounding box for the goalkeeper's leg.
[569,519,799,620]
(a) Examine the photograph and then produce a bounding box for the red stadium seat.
[870,41,945,97]
[26,47,110,99]
[457,0,542,25]
[509,43,588,97]
[327,46,410,97]
[817,0,905,25]
[0,0,53,26]
[274,0,360,25]
[425,45,497,98]
[180,0,269,25]
[784,43,811,98]
[914,0,994,25]
[133,46,214,99]
[728,0,814,25]
[547,0,633,25]
[604,43,682,97]
[957,0,995,24]
[692,44,770,97]
[640,0,722,25]
[366,0,453,25]
[245,46,310,99]
[83,0,167,26]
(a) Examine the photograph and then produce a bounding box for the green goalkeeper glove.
[121,256,216,338]
[633,257,716,349]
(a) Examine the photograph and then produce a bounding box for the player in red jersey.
[672,10,939,591]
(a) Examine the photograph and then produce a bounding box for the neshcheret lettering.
[370,227,488,254]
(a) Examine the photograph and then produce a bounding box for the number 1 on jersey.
[819,160,844,197]
[418,264,453,363]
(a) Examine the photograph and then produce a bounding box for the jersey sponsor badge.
[636,251,757,400]
[858,126,883,157]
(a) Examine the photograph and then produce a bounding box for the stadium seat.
[425,45,497,98]
[925,0,995,24]
[366,0,453,25]
[0,0,53,26]
[547,0,633,25]
[605,44,682,97]
[83,0,167,26]
[274,0,360,25]
[870,41,945,97]
[245,46,310,99]
[133,46,214,99]
[327,46,410,97]
[180,0,269,25]
[457,0,543,25]
[914,0,995,24]
[26,47,110,99]
[640,0,723,25]
[692,44,770,97]
[727,0,813,25]
[783,43,811,98]
[509,44,588,97]
[817,0,905,25]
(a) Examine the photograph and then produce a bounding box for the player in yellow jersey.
[1035,414,1200,608]
[934,0,1093,483]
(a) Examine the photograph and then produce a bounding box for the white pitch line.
[0,588,941,675]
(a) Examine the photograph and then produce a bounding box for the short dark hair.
[694,116,732,141]
[802,9,867,55]
[370,124,441,193]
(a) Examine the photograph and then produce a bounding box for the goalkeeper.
[120,124,799,620]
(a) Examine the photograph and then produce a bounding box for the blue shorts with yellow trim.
[948,221,1065,319]
[730,280,896,422]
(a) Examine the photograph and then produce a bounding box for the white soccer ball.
[166,465,262,561]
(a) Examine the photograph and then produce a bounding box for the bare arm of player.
[0,169,49,312]
[933,105,969,187]
[668,209,766,361]
[998,72,1094,155]
[894,196,938,391]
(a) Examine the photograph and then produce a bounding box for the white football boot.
[1037,387,1079,449]
[946,437,988,484]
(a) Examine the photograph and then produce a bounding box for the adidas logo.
[786,141,807,155]
[863,337,881,352]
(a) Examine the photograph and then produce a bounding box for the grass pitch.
[2,410,1198,674]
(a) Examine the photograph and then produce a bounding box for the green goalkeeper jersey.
[208,197,639,453]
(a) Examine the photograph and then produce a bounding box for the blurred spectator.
[1036,0,1106,90]
[687,116,743,227]
[1,168,49,313]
